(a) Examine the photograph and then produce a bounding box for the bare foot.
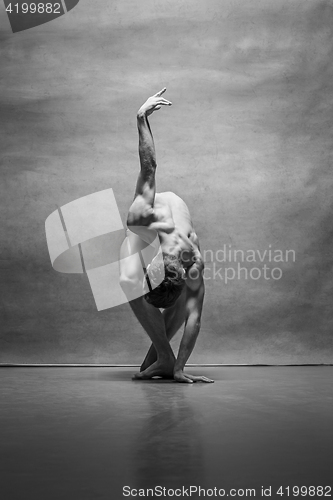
[133,359,174,380]
[140,349,157,372]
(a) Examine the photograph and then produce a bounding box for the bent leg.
[119,232,175,379]
[140,287,186,372]
[128,296,176,379]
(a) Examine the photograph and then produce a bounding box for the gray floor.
[1,367,332,500]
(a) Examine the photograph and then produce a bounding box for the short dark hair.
[144,253,186,309]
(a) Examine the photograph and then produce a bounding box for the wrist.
[137,109,146,120]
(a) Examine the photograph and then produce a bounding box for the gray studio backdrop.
[1,0,332,364]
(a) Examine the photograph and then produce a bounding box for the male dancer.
[119,88,213,383]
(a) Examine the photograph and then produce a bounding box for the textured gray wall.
[1,0,332,364]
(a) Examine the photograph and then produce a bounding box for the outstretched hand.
[174,371,214,384]
[137,88,172,117]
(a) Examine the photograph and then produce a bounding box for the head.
[144,253,186,309]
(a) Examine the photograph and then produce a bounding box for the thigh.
[162,286,187,336]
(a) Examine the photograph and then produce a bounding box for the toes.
[134,361,176,381]
[133,365,169,380]
[133,369,154,380]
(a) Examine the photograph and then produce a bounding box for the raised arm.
[127,88,172,228]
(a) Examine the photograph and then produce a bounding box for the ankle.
[158,353,175,364]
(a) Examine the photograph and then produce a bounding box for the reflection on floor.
[1,367,332,500]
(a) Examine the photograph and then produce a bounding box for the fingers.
[174,372,214,384]
[184,374,215,383]
[154,98,171,106]
[200,377,214,383]
[180,376,194,384]
[194,376,214,382]
[154,87,167,97]
[152,99,172,112]
[159,98,172,105]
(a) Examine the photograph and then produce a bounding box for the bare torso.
[149,191,201,270]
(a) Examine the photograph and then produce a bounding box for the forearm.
[137,112,156,175]
[174,315,201,373]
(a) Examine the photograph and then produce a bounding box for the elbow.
[137,111,146,121]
